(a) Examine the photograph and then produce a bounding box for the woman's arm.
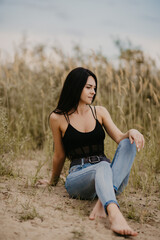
[97,106,145,151]
[36,113,66,187]
[49,113,66,185]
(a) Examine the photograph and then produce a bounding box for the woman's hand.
[35,179,51,187]
[129,129,145,152]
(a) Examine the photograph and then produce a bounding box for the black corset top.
[62,106,105,161]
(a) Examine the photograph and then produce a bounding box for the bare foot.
[89,199,106,220]
[107,203,138,236]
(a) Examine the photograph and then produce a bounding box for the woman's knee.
[119,138,136,154]
[97,161,110,169]
[96,161,112,174]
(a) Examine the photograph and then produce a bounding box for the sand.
[0,152,160,240]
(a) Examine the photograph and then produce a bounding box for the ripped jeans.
[65,138,137,213]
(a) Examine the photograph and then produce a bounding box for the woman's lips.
[88,97,93,100]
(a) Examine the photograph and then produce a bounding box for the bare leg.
[107,203,138,236]
[89,199,106,220]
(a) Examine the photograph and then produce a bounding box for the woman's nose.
[91,88,95,94]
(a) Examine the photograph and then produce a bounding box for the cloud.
[142,14,160,23]
[1,0,71,22]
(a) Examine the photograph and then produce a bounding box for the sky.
[0,0,160,66]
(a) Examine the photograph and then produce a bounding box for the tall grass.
[0,42,160,191]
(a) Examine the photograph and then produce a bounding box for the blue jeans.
[65,139,136,213]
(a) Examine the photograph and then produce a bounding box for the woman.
[37,67,145,236]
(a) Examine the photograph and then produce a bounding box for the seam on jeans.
[110,144,121,168]
[104,200,120,215]
[113,185,117,191]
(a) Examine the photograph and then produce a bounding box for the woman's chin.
[88,98,93,103]
[82,99,92,105]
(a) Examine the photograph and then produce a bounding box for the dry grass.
[18,201,43,222]
[0,41,160,195]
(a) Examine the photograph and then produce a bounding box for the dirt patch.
[0,154,160,240]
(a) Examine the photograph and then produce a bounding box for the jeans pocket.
[69,165,82,174]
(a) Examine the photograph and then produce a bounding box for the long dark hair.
[53,67,97,115]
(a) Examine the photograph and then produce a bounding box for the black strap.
[64,113,70,124]
[89,105,97,120]
[94,106,97,119]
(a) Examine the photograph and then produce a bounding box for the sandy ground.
[0,152,160,240]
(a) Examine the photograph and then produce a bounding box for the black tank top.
[62,106,105,161]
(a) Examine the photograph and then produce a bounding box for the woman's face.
[80,76,96,105]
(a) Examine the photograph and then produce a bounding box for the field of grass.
[0,42,160,195]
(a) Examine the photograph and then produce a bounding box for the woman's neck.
[76,102,89,115]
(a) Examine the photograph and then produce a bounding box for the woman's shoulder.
[94,105,109,116]
[90,105,110,124]
[49,112,65,127]
[50,112,61,121]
